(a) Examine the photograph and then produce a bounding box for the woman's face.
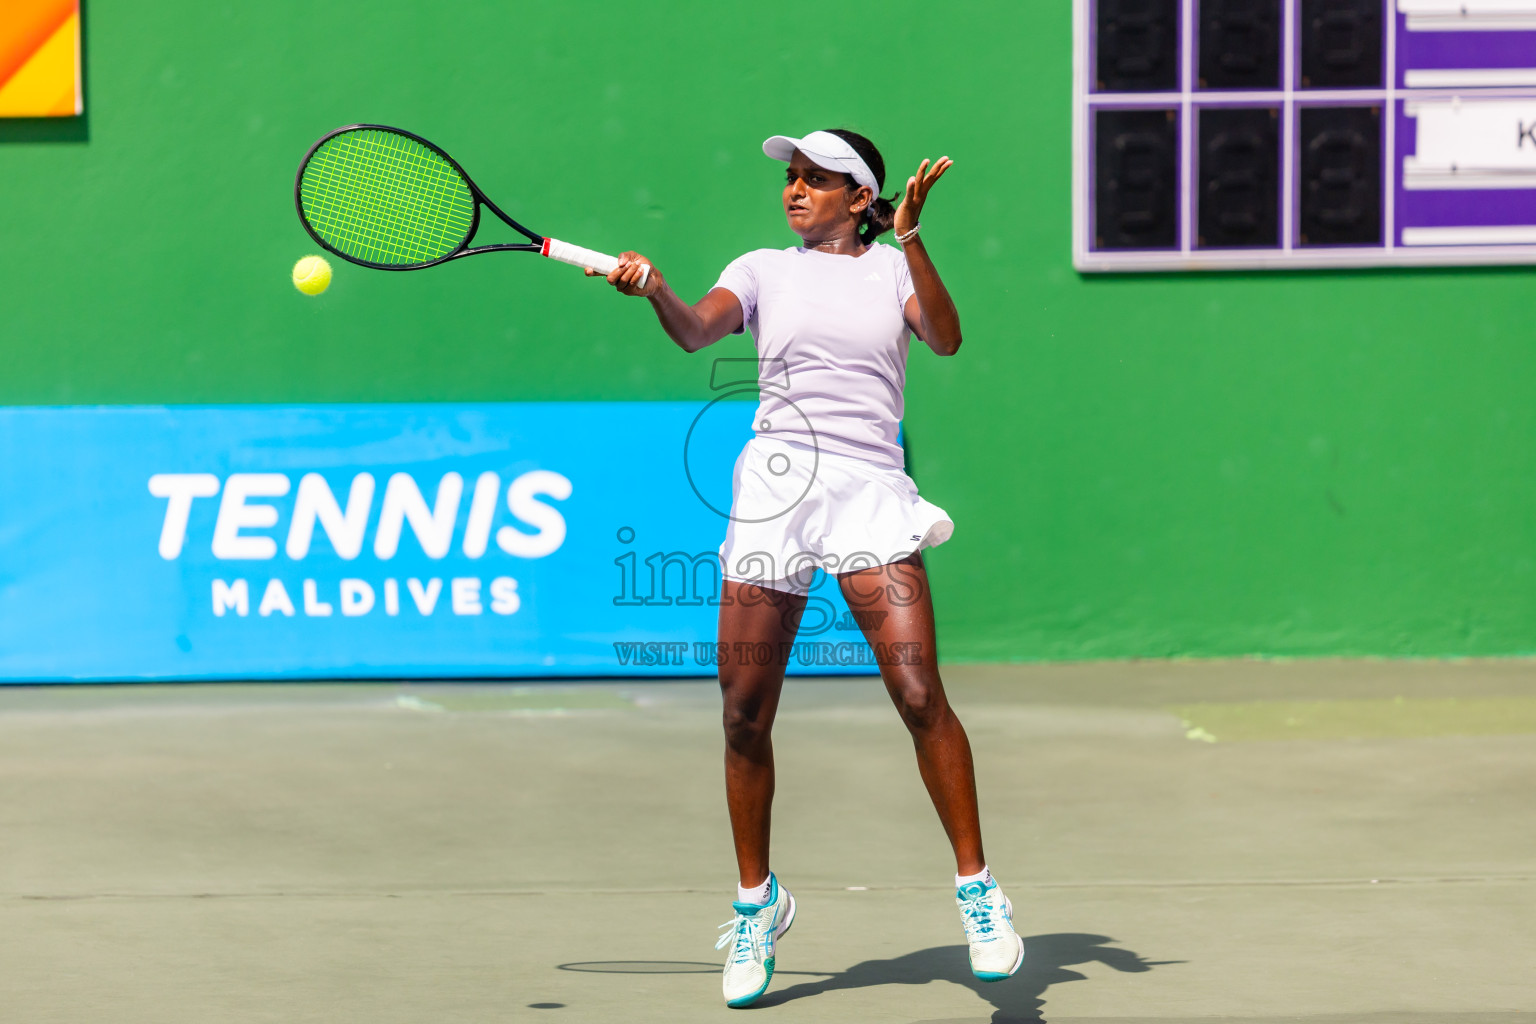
[783,150,871,242]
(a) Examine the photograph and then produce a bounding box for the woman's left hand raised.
[894,156,953,238]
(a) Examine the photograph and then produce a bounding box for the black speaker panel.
[1198,0,1281,89]
[1197,107,1279,248]
[1300,0,1382,88]
[1094,108,1180,249]
[1097,0,1181,92]
[1298,105,1381,246]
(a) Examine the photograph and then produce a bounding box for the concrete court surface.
[0,661,1533,1024]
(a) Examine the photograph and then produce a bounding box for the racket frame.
[294,123,545,271]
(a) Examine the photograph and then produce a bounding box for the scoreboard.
[1073,0,1536,271]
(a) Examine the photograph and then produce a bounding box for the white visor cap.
[763,130,879,195]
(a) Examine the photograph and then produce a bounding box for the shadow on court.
[560,932,1179,1021]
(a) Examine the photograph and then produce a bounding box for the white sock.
[955,865,993,888]
[737,873,773,905]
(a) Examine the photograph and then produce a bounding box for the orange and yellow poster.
[0,0,82,117]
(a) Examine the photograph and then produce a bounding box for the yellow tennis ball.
[292,255,332,296]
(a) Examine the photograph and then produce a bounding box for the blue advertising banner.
[0,403,880,681]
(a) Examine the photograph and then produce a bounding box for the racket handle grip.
[541,237,651,288]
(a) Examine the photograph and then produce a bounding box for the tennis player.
[593,128,1022,1008]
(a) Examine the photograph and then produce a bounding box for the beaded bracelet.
[894,223,921,244]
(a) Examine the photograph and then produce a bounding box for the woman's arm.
[591,252,743,353]
[895,158,962,357]
[902,236,961,356]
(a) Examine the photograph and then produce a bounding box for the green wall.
[2,1,1532,660]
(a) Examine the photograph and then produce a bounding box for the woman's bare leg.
[838,552,985,875]
[717,579,807,887]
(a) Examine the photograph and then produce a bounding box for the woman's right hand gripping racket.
[294,124,648,286]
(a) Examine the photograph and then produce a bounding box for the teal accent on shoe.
[725,958,774,1008]
[957,884,1004,937]
[974,969,1012,982]
[957,879,996,900]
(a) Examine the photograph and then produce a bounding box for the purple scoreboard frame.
[1074,0,1536,271]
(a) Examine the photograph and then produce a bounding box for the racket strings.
[300,129,476,266]
[325,133,466,262]
[318,133,467,263]
[305,138,410,261]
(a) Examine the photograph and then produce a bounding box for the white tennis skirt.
[718,436,954,596]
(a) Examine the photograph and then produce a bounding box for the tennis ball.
[292,255,332,296]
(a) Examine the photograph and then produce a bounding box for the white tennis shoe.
[716,873,796,1008]
[955,877,1024,980]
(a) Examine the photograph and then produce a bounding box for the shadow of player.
[752,932,1180,1021]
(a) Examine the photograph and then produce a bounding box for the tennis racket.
[294,123,648,285]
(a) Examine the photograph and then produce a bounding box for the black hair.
[824,128,897,245]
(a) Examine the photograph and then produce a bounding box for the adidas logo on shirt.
[864,272,881,282]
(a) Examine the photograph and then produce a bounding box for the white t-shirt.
[713,243,917,470]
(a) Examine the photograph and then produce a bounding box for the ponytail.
[823,127,898,244]
[860,194,898,245]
